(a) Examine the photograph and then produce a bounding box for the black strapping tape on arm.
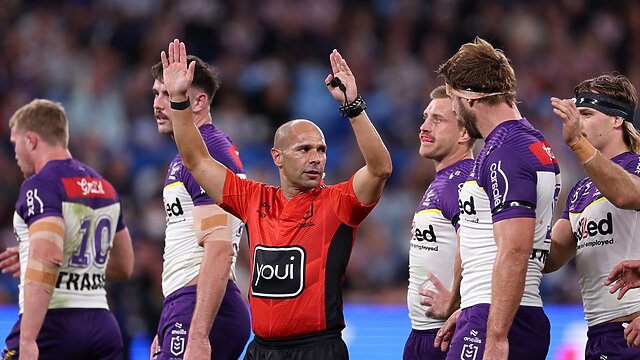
[491,200,536,215]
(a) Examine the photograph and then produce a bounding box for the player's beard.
[456,98,480,136]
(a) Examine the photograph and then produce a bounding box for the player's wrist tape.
[339,94,367,118]
[170,97,191,110]
[569,136,598,164]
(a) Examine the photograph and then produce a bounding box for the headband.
[574,92,635,122]
[445,83,514,100]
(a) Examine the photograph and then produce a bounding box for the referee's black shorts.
[244,330,348,360]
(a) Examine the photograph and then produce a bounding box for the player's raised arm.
[325,50,391,204]
[161,39,228,203]
[552,96,640,209]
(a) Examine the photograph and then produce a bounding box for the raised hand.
[550,97,582,147]
[0,246,20,278]
[419,273,453,320]
[325,49,358,105]
[161,39,195,100]
[605,259,640,300]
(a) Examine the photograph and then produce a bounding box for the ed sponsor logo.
[252,245,305,298]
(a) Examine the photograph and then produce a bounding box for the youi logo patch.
[252,245,306,298]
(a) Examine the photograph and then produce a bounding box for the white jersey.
[563,152,640,326]
[161,124,246,297]
[408,159,473,330]
[14,159,126,312]
[458,119,561,309]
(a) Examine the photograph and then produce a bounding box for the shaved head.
[274,119,324,149]
[271,119,327,197]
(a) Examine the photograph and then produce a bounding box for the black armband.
[339,95,367,118]
[170,97,191,110]
[491,200,536,215]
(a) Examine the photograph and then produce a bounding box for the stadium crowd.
[0,0,640,357]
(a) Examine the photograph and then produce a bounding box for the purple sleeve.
[481,147,537,222]
[16,176,63,226]
[622,155,640,177]
[440,180,463,229]
[181,168,215,207]
[116,203,126,231]
[560,194,571,220]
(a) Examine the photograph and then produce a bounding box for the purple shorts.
[2,308,123,360]
[586,321,640,360]
[403,328,447,360]
[446,303,549,360]
[154,280,250,360]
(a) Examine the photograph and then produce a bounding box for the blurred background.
[0,0,638,358]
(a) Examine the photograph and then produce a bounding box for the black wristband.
[171,97,191,110]
[339,95,367,118]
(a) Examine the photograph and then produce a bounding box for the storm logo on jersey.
[252,245,305,298]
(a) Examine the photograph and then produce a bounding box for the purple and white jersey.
[13,159,125,312]
[162,124,246,297]
[562,152,640,326]
[408,159,473,330]
[458,119,561,309]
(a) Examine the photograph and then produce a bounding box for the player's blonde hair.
[575,74,640,154]
[9,99,69,147]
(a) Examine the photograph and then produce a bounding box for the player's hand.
[419,273,453,320]
[161,39,195,100]
[624,318,640,348]
[484,336,508,360]
[325,49,358,105]
[605,259,640,300]
[18,339,38,360]
[434,308,460,352]
[0,246,20,278]
[184,336,211,360]
[149,335,159,360]
[550,97,582,147]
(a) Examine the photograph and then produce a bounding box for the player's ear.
[467,98,477,108]
[271,147,283,168]
[613,116,625,129]
[25,132,38,151]
[191,92,208,112]
[459,128,470,143]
